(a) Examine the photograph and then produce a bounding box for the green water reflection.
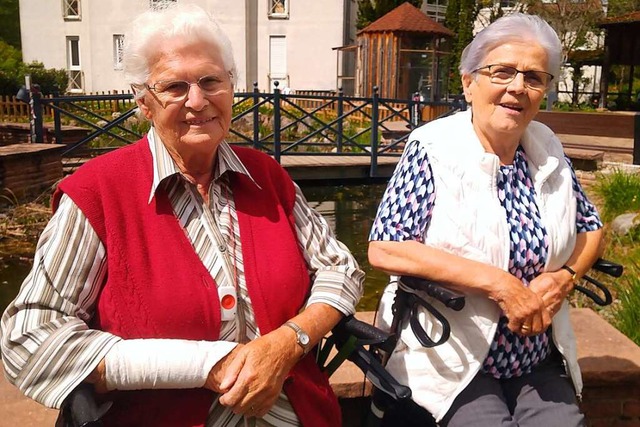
[0,183,389,314]
[300,183,389,311]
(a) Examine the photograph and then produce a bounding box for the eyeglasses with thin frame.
[472,64,554,91]
[144,73,231,104]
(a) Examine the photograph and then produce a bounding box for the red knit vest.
[53,138,341,427]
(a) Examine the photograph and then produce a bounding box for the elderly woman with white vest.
[368,13,603,427]
[1,3,364,427]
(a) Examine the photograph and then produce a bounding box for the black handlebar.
[56,383,110,427]
[572,258,622,306]
[591,257,623,278]
[399,277,466,311]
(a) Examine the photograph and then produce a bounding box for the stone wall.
[0,122,91,146]
[0,144,64,204]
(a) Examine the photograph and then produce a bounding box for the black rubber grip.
[592,258,623,278]
[399,276,466,311]
[338,315,393,342]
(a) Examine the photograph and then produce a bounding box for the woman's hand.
[204,344,245,393]
[215,328,301,418]
[528,270,574,318]
[489,271,552,336]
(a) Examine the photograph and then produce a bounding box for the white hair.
[459,13,562,84]
[123,1,237,99]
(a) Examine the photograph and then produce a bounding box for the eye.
[198,75,222,91]
[525,72,545,85]
[157,81,188,95]
[490,66,516,80]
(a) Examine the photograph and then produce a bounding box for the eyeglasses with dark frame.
[472,64,554,91]
[144,73,231,104]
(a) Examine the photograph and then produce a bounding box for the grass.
[0,189,52,258]
[590,167,640,345]
[591,168,640,222]
[614,271,640,346]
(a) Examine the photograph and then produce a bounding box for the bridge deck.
[62,153,402,181]
[280,155,400,181]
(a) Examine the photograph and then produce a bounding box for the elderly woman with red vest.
[0,3,363,427]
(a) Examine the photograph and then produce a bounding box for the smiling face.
[462,41,549,151]
[137,38,234,165]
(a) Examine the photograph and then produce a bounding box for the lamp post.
[15,74,42,143]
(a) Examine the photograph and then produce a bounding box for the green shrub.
[593,169,640,345]
[0,48,68,96]
[592,168,640,222]
[612,268,640,346]
[23,62,68,95]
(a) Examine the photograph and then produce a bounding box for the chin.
[181,133,222,150]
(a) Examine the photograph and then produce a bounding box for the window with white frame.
[67,36,83,92]
[268,0,289,18]
[269,35,288,90]
[113,34,125,70]
[63,0,81,20]
[150,0,177,9]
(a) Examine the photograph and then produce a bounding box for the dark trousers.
[440,352,585,427]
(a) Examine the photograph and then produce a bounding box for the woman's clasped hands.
[490,268,574,337]
[205,326,301,418]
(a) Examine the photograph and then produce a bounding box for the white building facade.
[18,0,357,93]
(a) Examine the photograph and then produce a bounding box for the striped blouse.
[1,128,364,426]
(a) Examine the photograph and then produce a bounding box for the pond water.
[0,183,390,314]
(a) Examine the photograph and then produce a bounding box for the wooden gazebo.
[598,11,640,109]
[340,2,454,100]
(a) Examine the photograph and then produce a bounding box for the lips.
[500,103,523,112]
[184,117,215,125]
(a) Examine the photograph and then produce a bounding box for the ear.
[136,95,154,122]
[461,74,474,103]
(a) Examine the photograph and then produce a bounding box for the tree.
[356,0,424,29]
[0,44,68,96]
[607,0,640,17]
[0,1,68,95]
[444,0,478,94]
[0,0,21,49]
[524,0,605,104]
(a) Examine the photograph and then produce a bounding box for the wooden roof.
[358,2,454,37]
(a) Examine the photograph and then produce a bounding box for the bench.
[563,147,605,171]
[535,111,639,166]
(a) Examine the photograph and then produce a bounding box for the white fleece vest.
[378,110,581,422]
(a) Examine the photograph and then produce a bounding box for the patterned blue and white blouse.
[369,142,603,378]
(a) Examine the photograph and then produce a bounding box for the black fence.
[28,84,463,177]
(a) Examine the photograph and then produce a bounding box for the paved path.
[0,365,58,426]
[557,134,634,164]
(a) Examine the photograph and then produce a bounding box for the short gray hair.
[123,1,237,99]
[459,13,562,83]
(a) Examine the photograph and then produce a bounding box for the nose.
[184,83,208,110]
[507,72,526,93]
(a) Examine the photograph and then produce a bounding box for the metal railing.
[29,83,463,177]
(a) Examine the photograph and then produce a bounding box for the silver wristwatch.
[284,321,311,355]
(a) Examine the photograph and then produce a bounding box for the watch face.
[298,332,310,346]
